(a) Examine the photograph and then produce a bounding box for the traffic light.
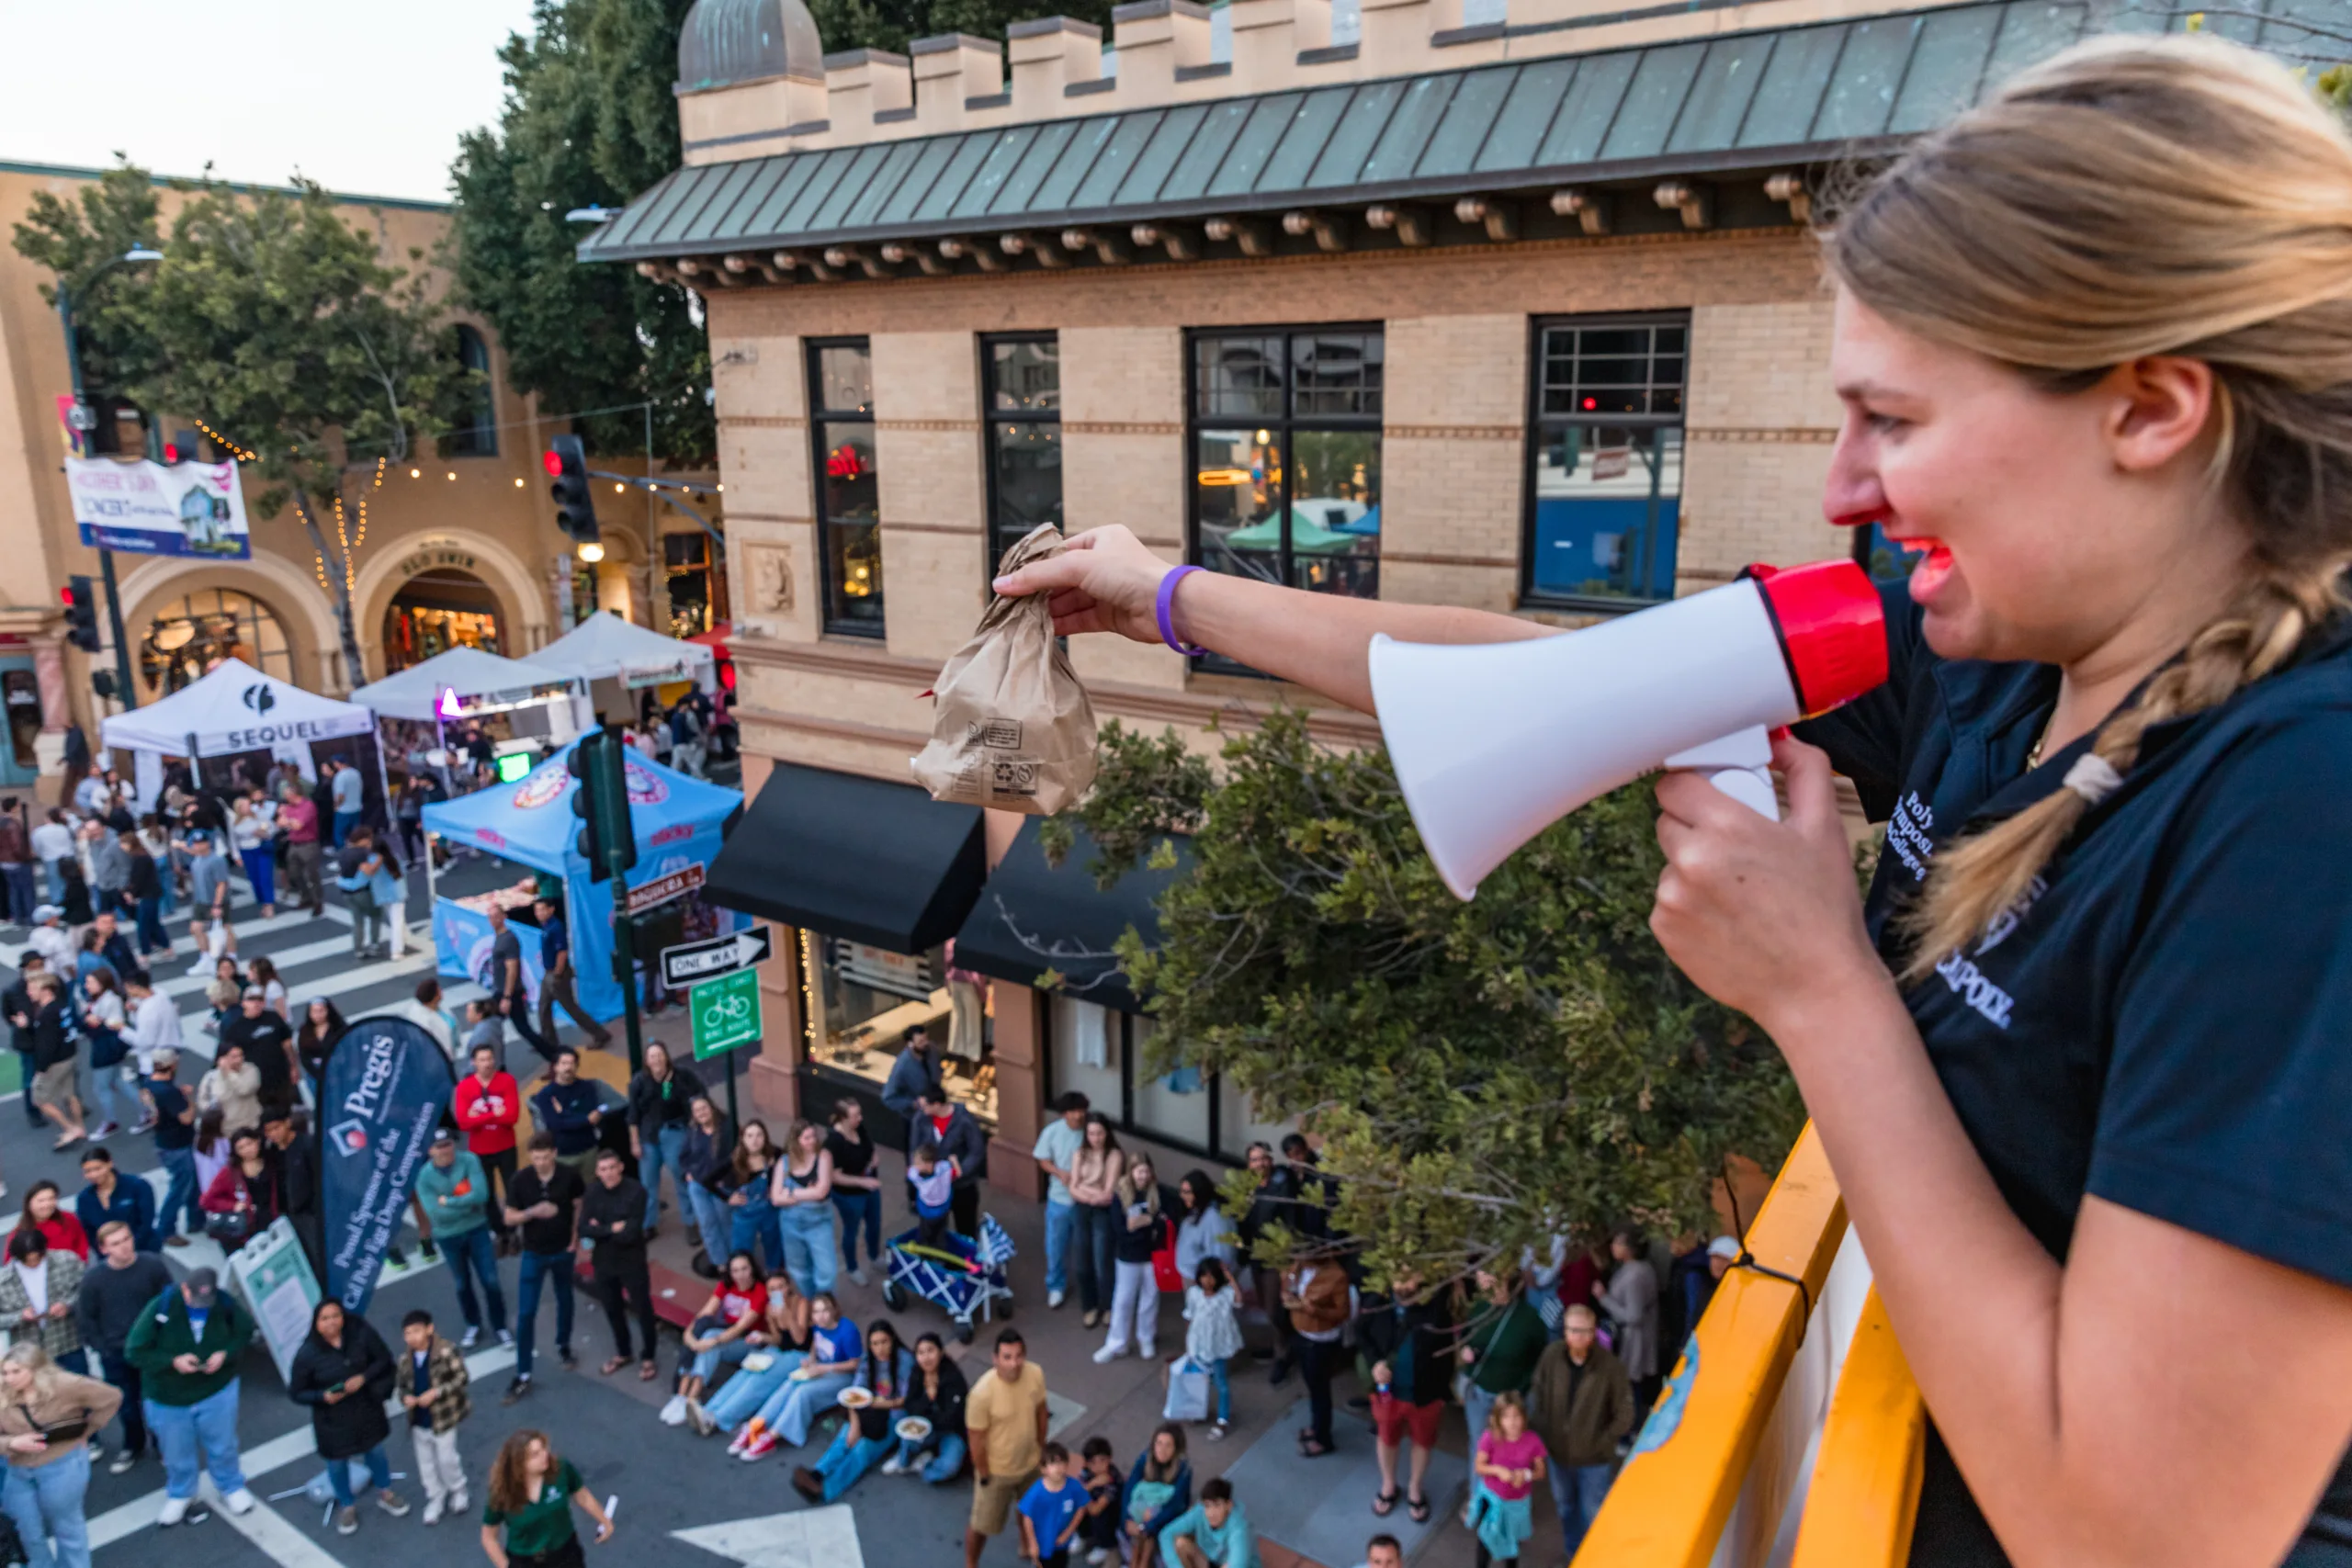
[568,728,636,885]
[62,578,100,653]
[546,434,599,546]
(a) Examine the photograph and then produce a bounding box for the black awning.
[951,821,1191,1015]
[707,762,984,953]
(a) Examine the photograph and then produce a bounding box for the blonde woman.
[996,35,2352,1564]
[0,1341,120,1568]
[1093,1155,1166,1364]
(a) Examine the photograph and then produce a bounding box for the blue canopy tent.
[421,739,743,1023]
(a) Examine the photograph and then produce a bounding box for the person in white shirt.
[24,908,74,974]
[126,975,184,1080]
[72,773,108,818]
[28,813,74,905]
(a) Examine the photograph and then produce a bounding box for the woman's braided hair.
[1823,33,2352,977]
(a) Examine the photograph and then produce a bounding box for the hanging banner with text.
[319,1017,456,1314]
[65,456,252,559]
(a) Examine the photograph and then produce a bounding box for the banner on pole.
[65,455,251,559]
[319,1017,455,1314]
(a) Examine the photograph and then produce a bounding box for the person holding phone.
[480,1429,611,1568]
[0,1340,119,1568]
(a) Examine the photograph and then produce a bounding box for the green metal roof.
[577,0,2274,264]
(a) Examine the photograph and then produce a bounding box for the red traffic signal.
[542,448,565,479]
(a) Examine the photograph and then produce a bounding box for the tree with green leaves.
[12,162,166,429]
[1043,713,1808,1295]
[16,165,473,685]
[448,0,713,466]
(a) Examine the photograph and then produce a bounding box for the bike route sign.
[691,967,762,1060]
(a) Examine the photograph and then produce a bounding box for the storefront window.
[139,589,293,694]
[382,567,503,671]
[665,531,714,637]
[1049,997,1283,1162]
[1524,314,1688,608]
[808,933,997,1125]
[1215,1073,1293,1162]
[984,334,1062,571]
[2,671,40,771]
[809,339,882,637]
[443,325,498,457]
[1191,328,1382,674]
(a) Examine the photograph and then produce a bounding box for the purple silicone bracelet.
[1156,565,1207,658]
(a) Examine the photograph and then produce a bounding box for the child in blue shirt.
[1018,1442,1085,1568]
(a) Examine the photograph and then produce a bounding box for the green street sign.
[691,968,762,1060]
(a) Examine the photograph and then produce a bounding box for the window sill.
[820,623,887,642]
[1517,592,1667,617]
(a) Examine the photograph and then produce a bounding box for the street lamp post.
[58,246,162,714]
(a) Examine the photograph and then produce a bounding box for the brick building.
[585,0,2212,1188]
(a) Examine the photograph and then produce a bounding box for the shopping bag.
[1162,1359,1211,1423]
[910,525,1098,815]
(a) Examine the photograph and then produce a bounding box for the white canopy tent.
[533,611,717,691]
[347,646,583,724]
[100,658,377,806]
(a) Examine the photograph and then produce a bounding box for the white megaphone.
[1368,559,1887,900]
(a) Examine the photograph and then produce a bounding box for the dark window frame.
[444,324,499,458]
[807,335,882,639]
[1184,323,1385,678]
[1519,310,1691,614]
[1040,998,1247,1167]
[980,331,1063,580]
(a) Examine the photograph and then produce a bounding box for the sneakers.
[503,1375,532,1405]
[1047,1290,1066,1309]
[335,1506,359,1536]
[497,1328,514,1348]
[377,1490,411,1517]
[660,1394,689,1427]
[108,1447,138,1475]
[1091,1344,1128,1364]
[460,1326,481,1349]
[687,1401,716,1438]
[450,1492,469,1517]
[91,1122,119,1139]
[222,1488,256,1516]
[880,1455,906,1476]
[157,1496,190,1528]
[1088,1551,1113,1566]
[728,1420,763,1455]
[847,1266,869,1288]
[791,1466,824,1503]
[1208,1421,1230,1443]
[1082,1309,1103,1329]
[740,1429,778,1461]
[424,1497,445,1527]
[558,1348,577,1372]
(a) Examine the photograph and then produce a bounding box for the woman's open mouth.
[1904,538,1955,603]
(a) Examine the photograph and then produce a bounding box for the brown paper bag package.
[910,524,1099,815]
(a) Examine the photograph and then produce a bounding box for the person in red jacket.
[452,1043,521,1256]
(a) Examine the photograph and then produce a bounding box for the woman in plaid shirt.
[0,1234,86,1371]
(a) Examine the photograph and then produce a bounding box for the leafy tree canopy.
[448,0,713,466]
[1047,714,1808,1294]
[11,161,166,404]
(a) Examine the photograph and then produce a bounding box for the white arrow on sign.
[661,925,774,988]
[672,1506,865,1568]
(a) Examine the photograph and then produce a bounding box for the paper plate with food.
[837,1387,875,1410]
[895,1417,932,1442]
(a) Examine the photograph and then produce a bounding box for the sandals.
[1297,1438,1332,1459]
[1371,1489,1399,1517]
[1408,1495,1431,1524]
[599,1356,629,1376]
[639,1360,660,1382]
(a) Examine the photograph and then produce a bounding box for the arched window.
[444,324,497,457]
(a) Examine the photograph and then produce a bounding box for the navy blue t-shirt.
[540,916,567,973]
[1797,582,2352,1563]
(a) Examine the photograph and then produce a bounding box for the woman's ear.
[2102,355,2218,475]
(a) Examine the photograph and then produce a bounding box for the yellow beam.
[1573,1122,1849,1568]
[1789,1288,1926,1568]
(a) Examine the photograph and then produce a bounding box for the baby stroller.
[878,1214,1015,1343]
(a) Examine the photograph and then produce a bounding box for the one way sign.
[661,925,775,989]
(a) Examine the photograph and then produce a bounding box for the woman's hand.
[990,526,1177,644]
[6,1434,44,1454]
[1649,734,1889,1040]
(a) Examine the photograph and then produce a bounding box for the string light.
[514,478,525,488]
[373,457,387,490]
[194,420,256,463]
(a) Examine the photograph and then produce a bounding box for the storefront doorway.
[140,589,293,697]
[383,567,503,671]
[0,660,40,788]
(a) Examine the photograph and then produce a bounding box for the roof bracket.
[1654,181,1713,231]
[1364,204,1431,247]
[1131,222,1200,261]
[1550,188,1611,236]
[1204,216,1273,256]
[1001,232,1069,267]
[774,251,841,283]
[1064,228,1131,265]
[634,261,680,286]
[824,245,893,280]
[1283,209,1351,253]
[881,242,950,276]
[1764,172,1813,225]
[940,237,1005,273]
[1453,197,1518,243]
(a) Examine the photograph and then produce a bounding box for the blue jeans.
[132,895,168,954]
[704,1351,804,1427]
[831,1189,882,1272]
[443,1225,506,1336]
[639,1124,687,1231]
[42,862,67,906]
[88,1062,132,1131]
[756,1370,853,1447]
[514,1248,575,1380]
[4,1442,90,1568]
[333,809,361,848]
[1205,1355,1232,1424]
[325,1446,390,1506]
[1072,1201,1118,1315]
[239,849,275,909]
[729,1194,782,1274]
[688,1337,755,1386]
[811,1422,889,1502]
[777,1200,837,1299]
[687,1180,733,1264]
[1547,1460,1616,1557]
[1043,1198,1077,1296]
[147,1383,245,1501]
[157,1146,201,1238]
[890,1432,967,1483]
[0,864,34,926]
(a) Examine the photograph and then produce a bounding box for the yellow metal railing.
[1573,1123,1850,1566]
[1789,1288,1927,1568]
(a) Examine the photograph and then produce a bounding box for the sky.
[0,0,542,204]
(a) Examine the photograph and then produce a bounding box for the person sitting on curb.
[1159,1477,1260,1568]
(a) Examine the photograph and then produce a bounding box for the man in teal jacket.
[124,1268,257,1526]
[416,1129,508,1348]
[1160,1477,1261,1568]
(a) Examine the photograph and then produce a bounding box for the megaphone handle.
[1686,762,1781,820]
[1662,726,1780,820]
